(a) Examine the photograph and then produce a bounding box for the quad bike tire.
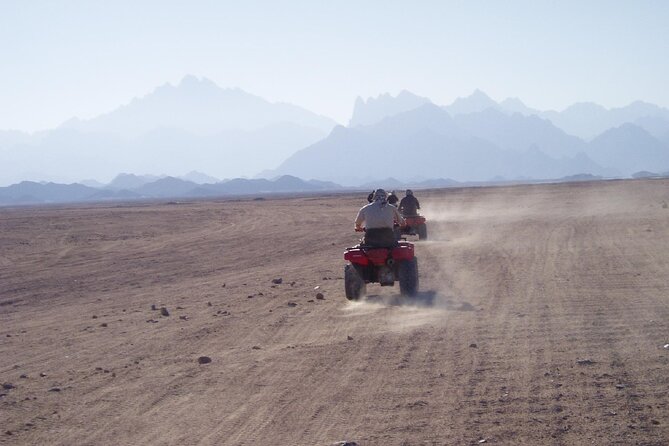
[417,223,428,240]
[344,264,366,300]
[398,257,419,296]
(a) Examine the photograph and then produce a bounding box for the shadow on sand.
[363,290,476,311]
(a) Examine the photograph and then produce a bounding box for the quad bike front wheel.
[344,264,366,300]
[398,257,419,296]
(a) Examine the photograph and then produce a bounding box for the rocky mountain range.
[2,78,669,189]
[0,76,337,185]
[270,91,669,184]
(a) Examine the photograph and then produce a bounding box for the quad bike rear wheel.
[417,223,428,240]
[344,264,366,300]
[398,257,419,296]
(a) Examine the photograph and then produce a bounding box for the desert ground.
[1,179,668,445]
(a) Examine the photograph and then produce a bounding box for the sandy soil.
[1,179,668,445]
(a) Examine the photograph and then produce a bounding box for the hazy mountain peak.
[445,89,499,115]
[349,90,431,127]
[54,76,337,138]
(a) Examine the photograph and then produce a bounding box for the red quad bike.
[343,229,419,300]
[395,214,428,241]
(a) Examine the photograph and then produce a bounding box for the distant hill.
[587,124,669,175]
[0,175,345,206]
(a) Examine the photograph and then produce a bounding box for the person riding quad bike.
[355,189,405,246]
[387,191,399,206]
[399,189,420,217]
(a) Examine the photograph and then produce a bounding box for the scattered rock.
[160,307,170,317]
[2,383,14,390]
[179,315,189,321]
[287,302,297,307]
[577,359,595,365]
[347,335,353,341]
[272,278,283,284]
[332,442,358,446]
[100,323,108,328]
[314,285,320,290]
[176,306,185,310]
[6,334,11,337]
[146,319,158,323]
[151,304,157,311]
[247,295,254,298]
[92,315,98,319]
[252,346,261,350]
[478,439,487,444]
[469,343,478,348]
[198,356,212,364]
[39,372,47,377]
[307,299,314,303]
[48,387,61,392]
[207,301,212,307]
[663,344,669,349]
[616,384,626,389]
[222,283,226,288]
[316,293,325,300]
[19,374,27,379]
[5,431,12,436]
[290,281,296,286]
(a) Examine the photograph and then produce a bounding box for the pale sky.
[1,0,668,132]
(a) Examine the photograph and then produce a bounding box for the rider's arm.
[416,198,420,209]
[354,208,365,231]
[394,207,406,227]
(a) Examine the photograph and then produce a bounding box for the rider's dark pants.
[363,228,396,247]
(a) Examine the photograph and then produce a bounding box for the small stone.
[207,301,212,307]
[92,315,98,319]
[287,302,297,307]
[5,431,12,436]
[469,343,478,348]
[332,442,358,446]
[100,323,108,327]
[290,281,296,286]
[151,304,157,310]
[6,334,11,337]
[247,295,254,298]
[176,306,185,309]
[48,387,61,392]
[316,293,325,300]
[222,283,226,288]
[314,285,320,290]
[39,372,47,377]
[664,344,669,349]
[272,278,283,284]
[252,346,261,350]
[197,356,212,364]
[347,335,353,341]
[616,384,626,389]
[2,383,14,390]
[307,299,314,303]
[160,307,170,317]
[576,359,595,365]
[179,315,188,320]
[19,374,27,379]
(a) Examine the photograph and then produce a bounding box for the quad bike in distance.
[395,214,428,240]
[343,228,419,300]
